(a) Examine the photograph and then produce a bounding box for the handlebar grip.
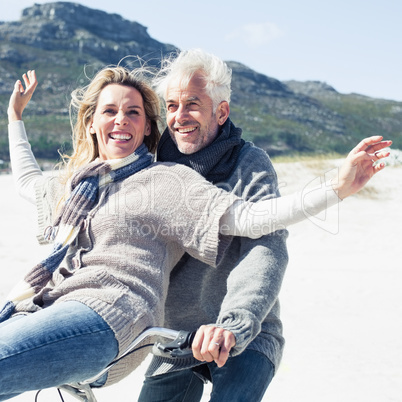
[155,330,196,358]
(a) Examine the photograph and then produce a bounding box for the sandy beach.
[1,158,401,402]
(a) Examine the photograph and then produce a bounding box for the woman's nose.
[115,111,128,125]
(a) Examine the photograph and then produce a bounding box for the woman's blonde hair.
[61,66,161,181]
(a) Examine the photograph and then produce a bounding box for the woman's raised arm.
[8,70,43,203]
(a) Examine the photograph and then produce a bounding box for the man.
[138,48,289,401]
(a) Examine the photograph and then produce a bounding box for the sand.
[1,159,401,402]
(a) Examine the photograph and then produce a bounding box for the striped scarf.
[0,144,153,322]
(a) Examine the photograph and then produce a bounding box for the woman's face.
[90,84,151,160]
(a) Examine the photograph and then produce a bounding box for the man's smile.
[176,126,197,135]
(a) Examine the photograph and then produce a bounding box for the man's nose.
[175,104,188,124]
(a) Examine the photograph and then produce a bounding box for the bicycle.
[34,327,195,402]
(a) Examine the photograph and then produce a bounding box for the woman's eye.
[103,109,115,115]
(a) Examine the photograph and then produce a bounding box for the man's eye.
[167,104,177,111]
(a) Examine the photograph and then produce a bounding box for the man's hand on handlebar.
[192,325,236,368]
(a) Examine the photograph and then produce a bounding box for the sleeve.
[213,147,290,355]
[8,120,45,204]
[150,164,238,268]
[8,120,64,244]
[220,180,341,238]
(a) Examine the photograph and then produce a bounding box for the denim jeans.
[138,349,275,402]
[0,301,118,401]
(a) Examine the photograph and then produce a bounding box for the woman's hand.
[333,136,392,200]
[7,70,38,122]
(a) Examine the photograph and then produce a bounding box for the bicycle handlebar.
[155,329,196,358]
[51,327,196,402]
[80,327,195,386]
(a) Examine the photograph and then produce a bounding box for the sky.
[1,0,401,101]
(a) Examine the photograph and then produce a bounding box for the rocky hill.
[0,2,401,161]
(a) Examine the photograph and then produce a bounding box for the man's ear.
[216,101,230,126]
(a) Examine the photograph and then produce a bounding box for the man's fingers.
[200,328,223,362]
[191,326,208,361]
[215,333,236,367]
[192,326,235,367]
[216,346,229,368]
[192,325,219,362]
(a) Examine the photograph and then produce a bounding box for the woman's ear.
[89,125,95,134]
[216,101,230,126]
[145,121,151,136]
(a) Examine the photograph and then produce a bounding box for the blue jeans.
[138,349,275,402]
[0,301,118,401]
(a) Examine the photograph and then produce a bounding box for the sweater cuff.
[213,310,262,356]
[8,120,28,144]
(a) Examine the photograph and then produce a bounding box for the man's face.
[165,73,221,155]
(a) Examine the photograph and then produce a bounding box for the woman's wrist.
[8,109,22,123]
[330,179,347,200]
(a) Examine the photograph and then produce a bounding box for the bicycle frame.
[50,327,194,402]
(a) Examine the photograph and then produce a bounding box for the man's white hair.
[154,48,232,110]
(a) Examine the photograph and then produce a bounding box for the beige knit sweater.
[31,161,236,385]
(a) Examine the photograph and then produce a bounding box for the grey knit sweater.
[146,142,290,376]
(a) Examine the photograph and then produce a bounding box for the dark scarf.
[157,118,245,184]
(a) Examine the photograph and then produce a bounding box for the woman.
[1,68,390,400]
